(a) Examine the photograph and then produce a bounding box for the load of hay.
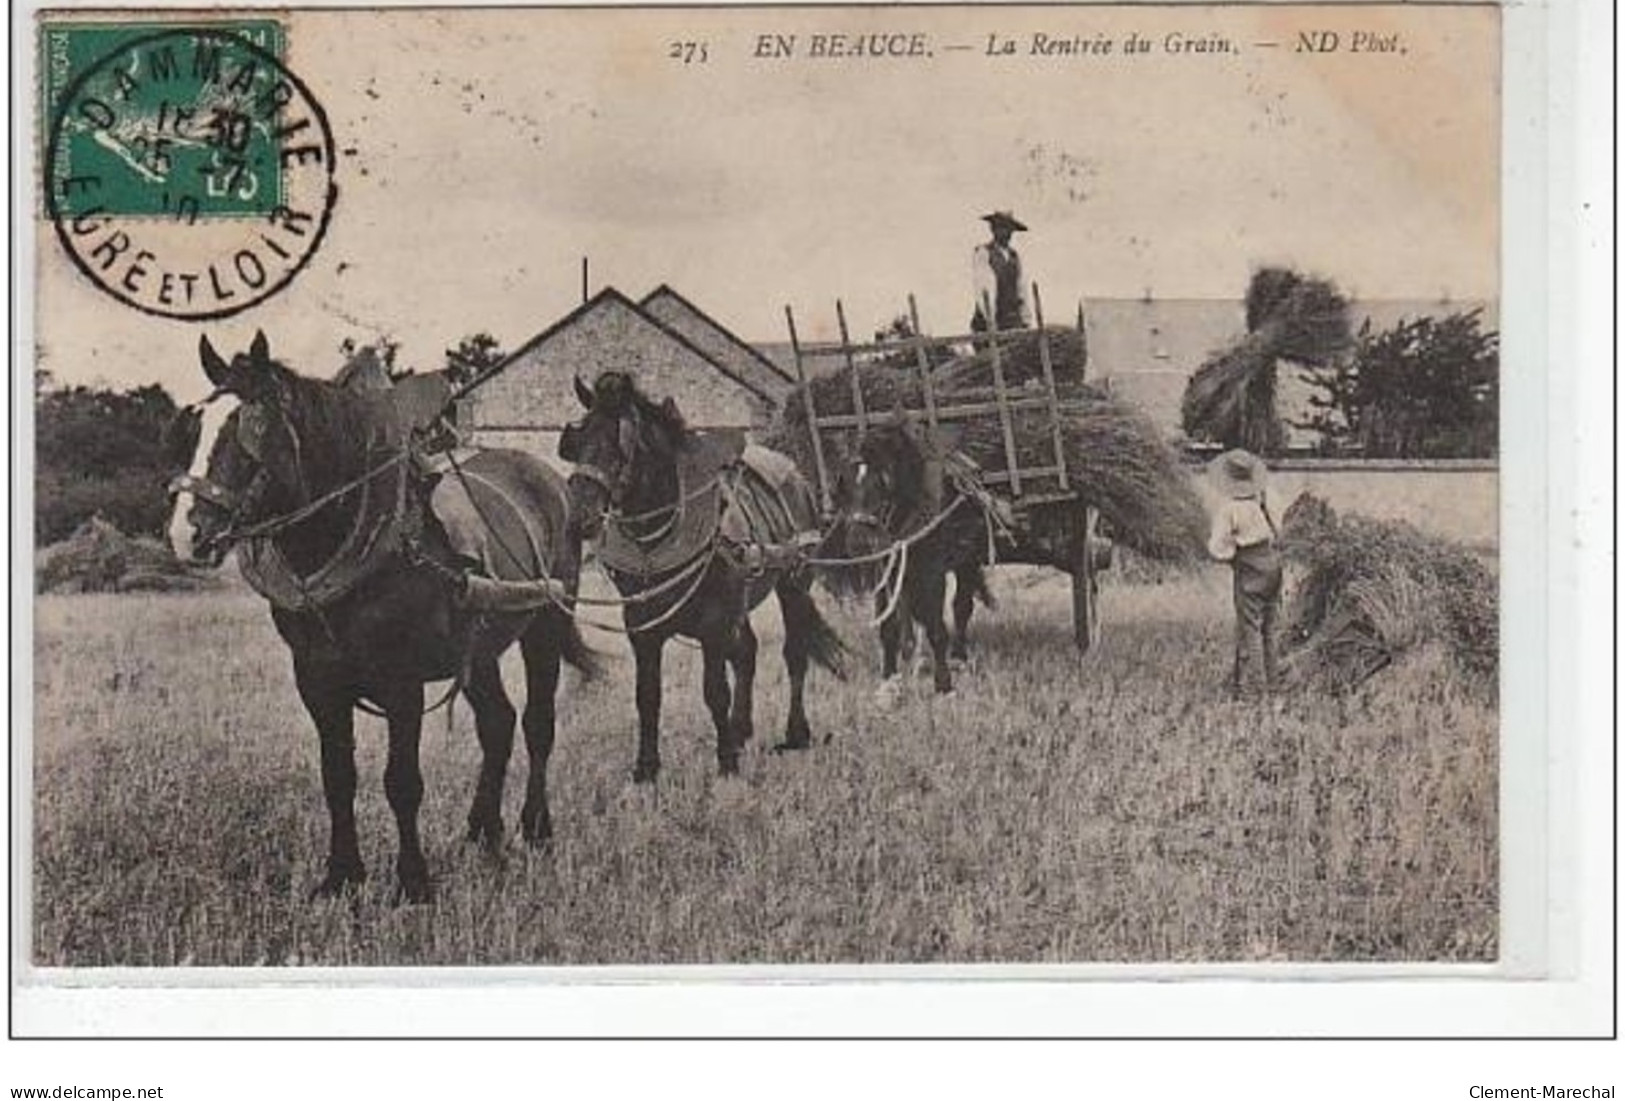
[763,331,1207,564]
[35,515,222,594]
[1276,494,1497,695]
[1181,268,1352,453]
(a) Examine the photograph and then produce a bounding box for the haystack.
[35,515,219,594]
[763,338,1207,563]
[1181,269,1352,452]
[1276,494,1497,695]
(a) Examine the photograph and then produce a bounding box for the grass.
[30,569,1496,966]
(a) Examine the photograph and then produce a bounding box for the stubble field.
[30,567,1497,966]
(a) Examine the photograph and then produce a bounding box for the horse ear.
[661,396,680,422]
[574,375,594,410]
[200,334,230,387]
[249,330,271,368]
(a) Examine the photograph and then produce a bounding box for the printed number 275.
[668,40,708,64]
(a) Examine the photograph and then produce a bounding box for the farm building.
[463,286,783,462]
[639,285,795,407]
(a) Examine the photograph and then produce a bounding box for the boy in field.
[1207,449,1283,698]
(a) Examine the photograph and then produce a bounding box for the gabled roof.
[498,286,777,404]
[640,284,796,389]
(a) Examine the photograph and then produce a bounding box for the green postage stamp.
[41,21,288,218]
[39,19,334,319]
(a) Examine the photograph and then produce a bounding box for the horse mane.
[265,359,377,477]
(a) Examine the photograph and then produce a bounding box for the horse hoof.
[873,677,904,710]
[771,738,811,754]
[523,815,555,850]
[632,764,660,785]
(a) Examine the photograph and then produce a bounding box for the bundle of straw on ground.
[1182,268,1352,452]
[35,515,221,595]
[763,338,1207,565]
[1276,494,1497,696]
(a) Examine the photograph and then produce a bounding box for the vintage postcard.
[13,0,1595,1038]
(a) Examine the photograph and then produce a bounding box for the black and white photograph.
[10,0,1613,1054]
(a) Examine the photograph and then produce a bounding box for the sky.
[33,5,1500,402]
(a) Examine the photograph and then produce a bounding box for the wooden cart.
[784,285,1104,651]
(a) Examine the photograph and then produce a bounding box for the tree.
[1296,309,1498,459]
[445,332,505,387]
[35,378,182,543]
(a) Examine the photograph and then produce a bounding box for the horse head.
[847,415,930,539]
[559,371,683,539]
[167,331,306,565]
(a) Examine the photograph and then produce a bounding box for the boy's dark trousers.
[1231,541,1283,697]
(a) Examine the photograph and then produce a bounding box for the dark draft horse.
[167,332,593,903]
[841,417,1102,698]
[560,371,847,781]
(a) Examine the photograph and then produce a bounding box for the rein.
[611,473,722,525]
[602,472,726,551]
[574,543,719,638]
[229,450,410,541]
[440,443,718,637]
[800,454,1015,626]
[802,492,973,569]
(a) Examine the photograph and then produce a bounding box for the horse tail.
[559,617,603,682]
[799,593,851,681]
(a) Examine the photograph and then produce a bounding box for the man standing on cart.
[971,210,1030,333]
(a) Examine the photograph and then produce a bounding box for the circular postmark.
[43,25,336,321]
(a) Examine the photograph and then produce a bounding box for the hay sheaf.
[1182,270,1352,451]
[764,337,1207,563]
[1179,331,1284,454]
[36,515,221,594]
[1277,494,1497,695]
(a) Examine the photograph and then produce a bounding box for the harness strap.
[231,450,409,541]
[569,463,616,497]
[612,472,721,525]
[167,471,239,511]
[447,464,548,577]
[579,544,718,637]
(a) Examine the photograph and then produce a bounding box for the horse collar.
[597,448,728,579]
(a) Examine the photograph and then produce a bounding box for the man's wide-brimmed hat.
[982,210,1028,232]
[1209,448,1270,500]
